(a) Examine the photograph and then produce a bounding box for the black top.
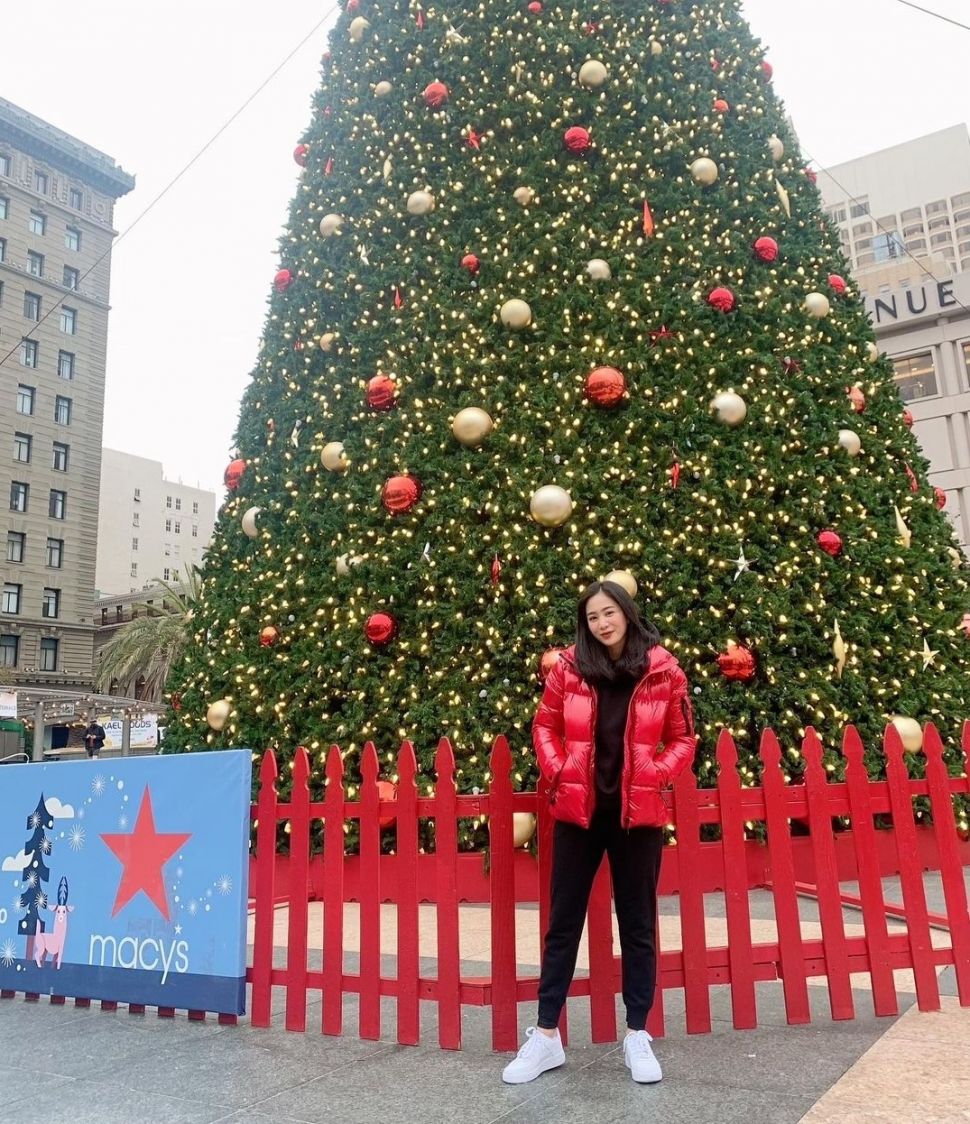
[594,672,638,810]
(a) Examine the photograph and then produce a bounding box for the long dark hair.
[575,581,661,684]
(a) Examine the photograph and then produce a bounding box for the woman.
[502,580,696,1086]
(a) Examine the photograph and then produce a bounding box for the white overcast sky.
[2,0,968,493]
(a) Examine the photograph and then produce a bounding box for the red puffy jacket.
[532,644,696,829]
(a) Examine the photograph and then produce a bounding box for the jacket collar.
[560,643,676,679]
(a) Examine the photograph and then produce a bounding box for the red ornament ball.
[935,487,947,510]
[365,612,397,646]
[528,0,542,10]
[274,268,293,293]
[713,99,730,114]
[717,642,756,682]
[847,385,866,413]
[902,409,915,429]
[761,61,774,80]
[367,374,398,411]
[539,647,566,682]
[461,253,481,275]
[224,458,247,491]
[563,126,591,154]
[584,366,627,407]
[423,81,449,108]
[376,780,398,828]
[381,474,422,514]
[816,530,843,557]
[259,625,279,647]
[804,166,818,184]
[753,236,779,262]
[707,286,736,313]
[292,144,309,167]
[828,273,848,295]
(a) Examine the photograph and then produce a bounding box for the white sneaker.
[624,1030,662,1083]
[501,1027,566,1084]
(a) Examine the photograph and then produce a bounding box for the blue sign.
[0,751,250,1014]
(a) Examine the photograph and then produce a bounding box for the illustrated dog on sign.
[34,877,73,968]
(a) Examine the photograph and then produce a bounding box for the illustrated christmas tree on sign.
[18,794,53,960]
[164,0,970,825]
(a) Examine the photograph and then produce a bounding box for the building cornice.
[0,97,134,199]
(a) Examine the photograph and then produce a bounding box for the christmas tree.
[18,794,53,959]
[163,0,970,831]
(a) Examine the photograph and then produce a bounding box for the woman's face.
[585,591,629,655]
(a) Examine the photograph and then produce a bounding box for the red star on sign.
[649,325,677,346]
[100,788,190,921]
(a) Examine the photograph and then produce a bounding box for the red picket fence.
[248,722,970,1050]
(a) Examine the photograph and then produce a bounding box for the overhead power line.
[895,0,970,34]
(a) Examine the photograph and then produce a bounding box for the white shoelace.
[626,1030,654,1056]
[519,1027,552,1057]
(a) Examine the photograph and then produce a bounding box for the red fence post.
[251,750,278,1028]
[434,738,462,1050]
[715,730,757,1029]
[284,747,311,1032]
[358,742,382,1040]
[842,726,897,1017]
[760,729,811,1025]
[921,723,970,1005]
[322,744,346,1036]
[488,736,519,1052]
[883,723,940,1011]
[672,761,711,1034]
[395,741,421,1045]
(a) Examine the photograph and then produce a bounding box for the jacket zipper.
[622,673,653,830]
[587,685,598,825]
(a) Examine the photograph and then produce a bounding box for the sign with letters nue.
[0,751,250,1014]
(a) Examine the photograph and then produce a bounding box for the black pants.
[537,809,664,1031]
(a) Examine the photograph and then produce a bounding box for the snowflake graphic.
[118,814,128,830]
[187,899,199,917]
[29,812,40,829]
[92,775,106,796]
[0,940,16,968]
[26,872,38,889]
[34,891,47,909]
[216,875,232,896]
[12,894,23,913]
[68,825,85,852]
[39,835,52,855]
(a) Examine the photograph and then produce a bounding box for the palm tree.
[95,567,201,701]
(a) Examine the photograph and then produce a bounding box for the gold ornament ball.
[241,506,262,539]
[838,429,862,457]
[768,135,785,162]
[336,553,363,576]
[206,699,232,732]
[321,441,348,471]
[319,213,343,237]
[604,569,638,598]
[348,15,370,41]
[711,391,748,426]
[949,547,963,570]
[500,298,533,328]
[452,407,494,447]
[891,716,923,753]
[374,80,393,97]
[512,186,534,205]
[578,60,608,88]
[649,39,663,56]
[319,332,336,351]
[513,812,537,847]
[867,341,880,363]
[804,292,831,318]
[406,190,435,215]
[530,485,573,527]
[690,157,719,186]
[586,258,612,280]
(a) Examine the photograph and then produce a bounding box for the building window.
[46,538,63,568]
[54,395,72,425]
[0,154,9,176]
[854,238,872,251]
[931,232,953,247]
[905,238,927,252]
[0,280,3,304]
[176,497,183,511]
[60,307,77,334]
[52,442,69,472]
[21,339,38,368]
[9,481,28,513]
[926,199,948,215]
[192,524,198,538]
[42,588,60,618]
[163,567,171,581]
[165,518,172,532]
[872,232,904,263]
[132,536,139,551]
[34,169,48,194]
[0,237,5,261]
[852,222,872,238]
[63,265,79,290]
[132,512,140,527]
[39,637,58,672]
[27,250,44,276]
[13,432,32,463]
[0,196,7,220]
[0,635,19,668]
[849,201,870,218]
[174,521,181,534]
[130,562,138,578]
[893,353,938,402]
[49,490,66,520]
[16,384,35,415]
[166,495,172,509]
[24,291,41,321]
[58,351,75,380]
[69,187,83,210]
[28,210,46,236]
[7,532,25,563]
[192,501,199,515]
[2,583,21,614]
[65,227,81,252]
[133,487,141,501]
